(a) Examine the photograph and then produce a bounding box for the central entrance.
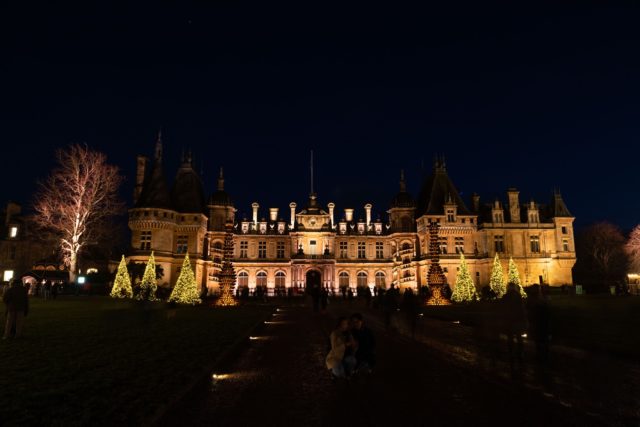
[305,269,322,292]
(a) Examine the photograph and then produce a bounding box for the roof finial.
[399,169,406,192]
[155,130,163,161]
[217,167,225,191]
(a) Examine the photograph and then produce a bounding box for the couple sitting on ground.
[326,313,375,379]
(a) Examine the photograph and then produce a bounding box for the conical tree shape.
[508,257,527,298]
[216,223,238,306]
[451,253,477,302]
[489,253,506,298]
[111,255,133,298]
[169,253,201,305]
[137,251,158,301]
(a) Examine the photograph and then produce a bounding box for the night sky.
[2,3,640,229]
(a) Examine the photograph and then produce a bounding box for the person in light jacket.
[326,317,357,378]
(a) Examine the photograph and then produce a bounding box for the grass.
[0,297,271,426]
[421,295,640,359]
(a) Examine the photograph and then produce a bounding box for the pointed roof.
[208,167,234,207]
[171,151,206,213]
[136,132,173,209]
[416,157,470,216]
[390,169,415,208]
[550,190,572,217]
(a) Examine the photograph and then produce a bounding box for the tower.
[425,221,450,305]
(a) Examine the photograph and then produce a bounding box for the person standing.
[43,280,52,300]
[350,313,375,373]
[400,288,420,338]
[502,282,527,371]
[326,317,357,378]
[383,284,399,329]
[3,279,29,339]
[320,287,329,314]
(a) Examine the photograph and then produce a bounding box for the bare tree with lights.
[626,225,640,273]
[33,144,123,284]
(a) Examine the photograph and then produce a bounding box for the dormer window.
[446,209,455,222]
[339,223,347,234]
[9,226,17,238]
[494,212,504,223]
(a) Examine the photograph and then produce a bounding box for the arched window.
[275,271,286,287]
[339,272,349,287]
[237,271,249,287]
[256,271,267,287]
[402,242,411,251]
[212,241,223,250]
[375,272,386,287]
[357,272,367,287]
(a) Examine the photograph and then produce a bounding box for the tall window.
[454,237,464,254]
[276,241,285,259]
[309,240,317,255]
[339,272,349,287]
[439,237,448,255]
[9,226,17,238]
[494,235,504,253]
[561,226,568,234]
[562,238,570,252]
[530,235,540,253]
[176,235,188,254]
[339,241,348,258]
[240,241,248,258]
[140,231,151,250]
[375,271,386,288]
[256,271,267,287]
[494,212,503,223]
[375,241,384,259]
[258,241,267,258]
[237,271,249,287]
[447,209,455,222]
[357,241,366,259]
[357,272,367,287]
[275,271,286,287]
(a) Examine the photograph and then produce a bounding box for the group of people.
[325,313,375,379]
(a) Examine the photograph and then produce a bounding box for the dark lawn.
[421,295,640,358]
[0,297,270,426]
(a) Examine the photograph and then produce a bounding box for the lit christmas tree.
[136,251,158,301]
[508,257,527,298]
[489,253,506,298]
[451,253,477,302]
[216,222,238,307]
[110,255,133,298]
[169,253,201,305]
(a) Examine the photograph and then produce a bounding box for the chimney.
[344,208,354,222]
[289,202,297,228]
[252,202,259,225]
[327,202,335,227]
[471,193,480,212]
[507,188,520,223]
[134,155,148,204]
[269,208,279,222]
[364,204,372,227]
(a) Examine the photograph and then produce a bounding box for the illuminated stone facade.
[128,137,576,294]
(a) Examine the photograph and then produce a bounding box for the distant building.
[0,202,56,283]
[128,135,576,295]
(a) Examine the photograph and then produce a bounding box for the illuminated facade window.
[339,272,349,287]
[309,240,317,255]
[275,271,286,287]
[562,226,568,234]
[140,231,151,250]
[494,212,504,223]
[530,235,540,253]
[87,268,98,274]
[439,237,448,255]
[375,271,386,287]
[357,272,367,287]
[562,238,570,252]
[339,241,348,258]
[375,242,384,259]
[239,241,248,258]
[3,270,14,281]
[9,226,17,238]
[494,235,504,253]
[237,271,249,287]
[276,241,285,259]
[256,271,267,287]
[454,237,464,254]
[357,242,366,259]
[447,209,455,222]
[258,241,267,258]
[176,235,188,254]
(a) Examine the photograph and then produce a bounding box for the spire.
[434,154,446,173]
[155,130,163,162]
[399,169,406,193]
[217,167,225,191]
[310,149,315,196]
